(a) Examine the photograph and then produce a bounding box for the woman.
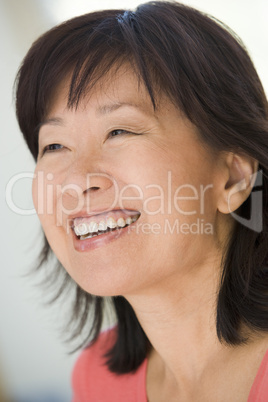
[15,1,268,401]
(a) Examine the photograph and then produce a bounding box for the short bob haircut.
[15,1,268,374]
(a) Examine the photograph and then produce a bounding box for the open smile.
[71,209,141,251]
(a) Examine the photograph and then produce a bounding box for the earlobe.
[217,152,258,214]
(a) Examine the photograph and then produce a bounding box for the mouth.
[71,210,140,241]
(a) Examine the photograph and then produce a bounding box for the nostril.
[89,186,100,191]
[83,186,101,194]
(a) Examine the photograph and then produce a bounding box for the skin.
[32,65,266,400]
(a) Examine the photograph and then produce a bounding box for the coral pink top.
[72,328,268,402]
[248,348,268,402]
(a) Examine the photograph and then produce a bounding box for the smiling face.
[32,65,231,297]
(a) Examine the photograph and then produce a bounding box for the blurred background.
[1,0,267,401]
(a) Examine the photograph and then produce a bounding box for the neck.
[124,252,235,395]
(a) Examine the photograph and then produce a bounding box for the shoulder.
[72,326,117,381]
[71,326,117,401]
[71,326,148,402]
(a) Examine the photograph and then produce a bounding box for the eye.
[109,129,131,137]
[41,143,64,155]
[108,129,144,139]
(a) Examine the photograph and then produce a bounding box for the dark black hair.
[15,1,268,374]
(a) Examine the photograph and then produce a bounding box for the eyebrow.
[96,102,142,116]
[38,117,65,131]
[38,101,153,131]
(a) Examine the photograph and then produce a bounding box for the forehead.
[47,64,157,117]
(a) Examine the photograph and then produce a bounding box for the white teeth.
[74,213,140,238]
[98,220,107,231]
[106,217,117,229]
[88,221,98,233]
[74,226,80,236]
[74,223,89,236]
[117,218,126,228]
[125,217,132,225]
[81,232,97,240]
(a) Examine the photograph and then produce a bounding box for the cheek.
[32,168,60,226]
[117,150,216,221]
[32,170,38,211]
[32,169,70,260]
[32,168,49,219]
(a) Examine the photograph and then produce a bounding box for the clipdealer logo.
[5,170,263,233]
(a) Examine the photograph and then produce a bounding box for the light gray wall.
[1,0,267,401]
[0,2,78,401]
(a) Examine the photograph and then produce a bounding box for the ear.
[217,152,258,214]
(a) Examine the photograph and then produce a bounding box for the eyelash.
[41,143,63,155]
[109,129,132,137]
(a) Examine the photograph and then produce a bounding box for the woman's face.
[33,65,229,297]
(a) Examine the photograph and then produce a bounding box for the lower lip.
[72,224,135,252]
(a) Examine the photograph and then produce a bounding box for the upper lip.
[67,208,141,227]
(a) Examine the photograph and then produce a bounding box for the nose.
[59,156,116,210]
[62,171,114,196]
